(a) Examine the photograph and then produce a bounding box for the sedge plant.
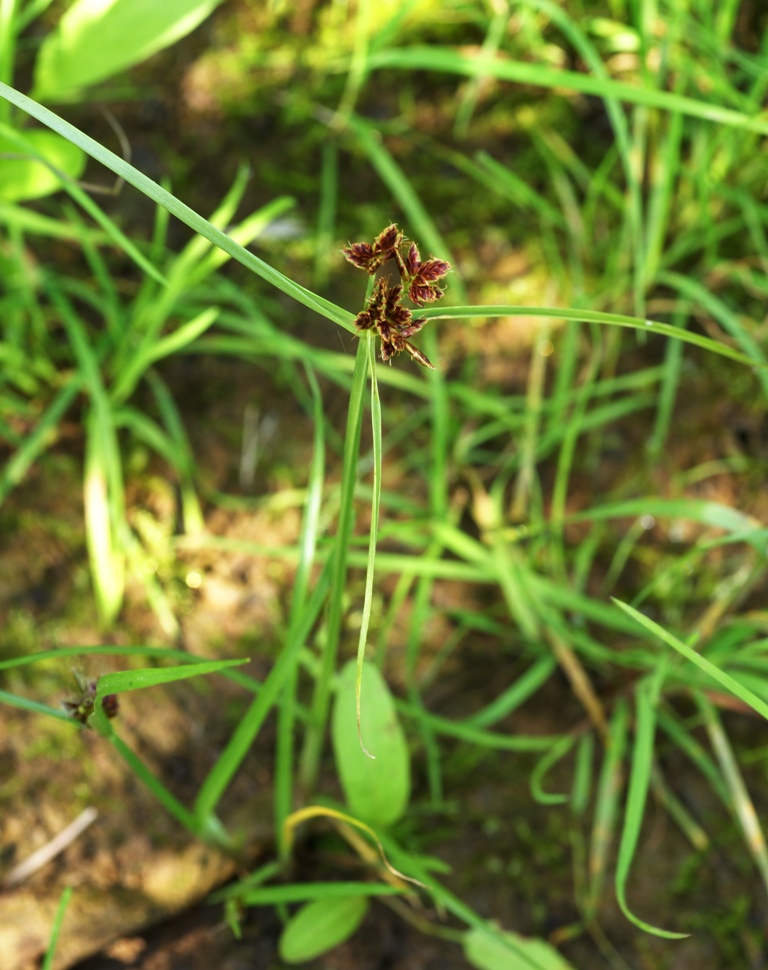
[5,1,768,966]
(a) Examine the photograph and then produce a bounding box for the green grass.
[3,0,768,967]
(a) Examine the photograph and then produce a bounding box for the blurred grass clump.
[3,0,768,967]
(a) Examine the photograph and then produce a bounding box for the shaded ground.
[2,397,767,969]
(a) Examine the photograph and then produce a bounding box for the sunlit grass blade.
[117,306,220,394]
[95,658,248,698]
[276,363,326,856]
[0,82,353,331]
[565,497,764,547]
[354,337,382,757]
[363,47,768,135]
[420,305,765,368]
[298,335,369,795]
[613,600,768,721]
[120,525,179,639]
[55,289,126,625]
[0,644,262,692]
[643,109,684,287]
[193,559,332,827]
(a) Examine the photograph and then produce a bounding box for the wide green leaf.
[278,895,369,964]
[0,128,84,200]
[33,0,225,102]
[464,927,576,970]
[332,659,410,829]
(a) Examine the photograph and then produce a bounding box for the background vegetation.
[2,1,768,968]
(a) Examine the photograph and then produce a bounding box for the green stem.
[298,335,370,796]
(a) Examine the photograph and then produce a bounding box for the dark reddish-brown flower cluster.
[63,676,119,726]
[342,224,450,368]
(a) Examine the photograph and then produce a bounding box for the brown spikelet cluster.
[342,224,450,368]
[63,675,119,726]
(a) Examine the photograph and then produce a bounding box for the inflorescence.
[342,224,450,369]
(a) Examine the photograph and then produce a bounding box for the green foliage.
[0,0,226,205]
[41,887,73,970]
[0,127,85,200]
[332,659,410,829]
[33,0,226,103]
[278,895,369,965]
[464,927,577,970]
[4,0,768,966]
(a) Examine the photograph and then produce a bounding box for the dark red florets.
[342,224,403,274]
[343,224,450,368]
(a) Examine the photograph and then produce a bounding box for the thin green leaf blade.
[615,684,687,939]
[0,689,75,722]
[365,47,768,135]
[96,658,248,696]
[420,305,764,369]
[0,82,352,330]
[613,599,768,720]
[41,887,73,970]
[238,882,403,906]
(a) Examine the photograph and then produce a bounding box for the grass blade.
[421,305,765,368]
[696,693,768,896]
[95,658,248,697]
[613,600,768,721]
[298,335,369,795]
[615,684,687,938]
[0,82,353,331]
[364,47,768,135]
[193,560,332,826]
[41,886,73,970]
[354,337,382,757]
